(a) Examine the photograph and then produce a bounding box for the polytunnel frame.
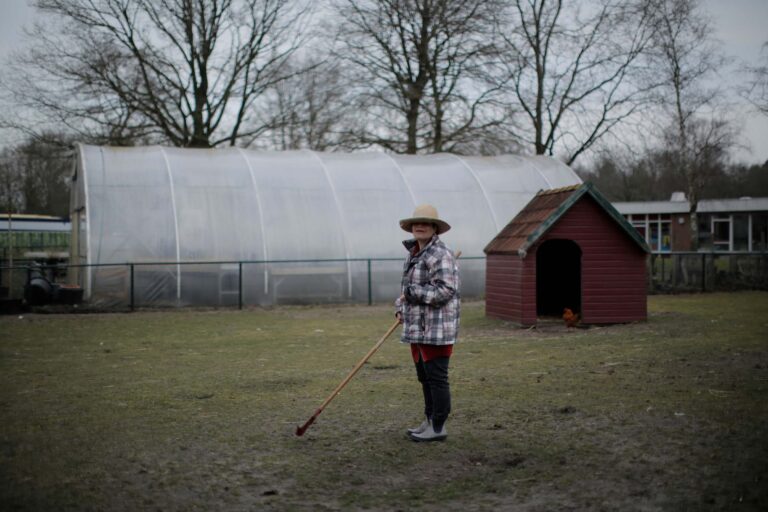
[73,144,581,306]
[528,157,555,189]
[236,147,270,294]
[306,149,354,298]
[159,147,182,300]
[76,143,92,298]
[447,153,501,233]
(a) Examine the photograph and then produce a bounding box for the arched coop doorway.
[536,239,582,317]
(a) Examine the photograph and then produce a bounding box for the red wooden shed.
[484,183,649,326]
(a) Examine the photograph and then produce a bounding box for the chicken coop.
[69,144,581,307]
[484,183,649,326]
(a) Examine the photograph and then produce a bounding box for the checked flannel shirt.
[395,235,460,345]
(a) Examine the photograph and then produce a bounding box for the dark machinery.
[24,264,83,306]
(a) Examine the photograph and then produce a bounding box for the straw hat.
[399,204,451,234]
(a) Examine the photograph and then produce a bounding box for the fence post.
[701,253,706,292]
[238,261,243,310]
[367,259,372,306]
[130,263,135,311]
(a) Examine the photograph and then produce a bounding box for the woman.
[395,204,460,442]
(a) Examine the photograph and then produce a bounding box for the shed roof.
[484,182,649,257]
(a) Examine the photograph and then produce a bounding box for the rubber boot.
[407,418,431,435]
[409,423,447,442]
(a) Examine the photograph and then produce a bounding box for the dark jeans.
[415,356,451,432]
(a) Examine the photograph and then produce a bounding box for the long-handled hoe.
[295,319,400,436]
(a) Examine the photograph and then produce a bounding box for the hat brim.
[399,217,451,235]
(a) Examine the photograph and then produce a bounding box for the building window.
[712,215,731,252]
[657,216,670,252]
[753,213,767,252]
[698,214,713,250]
[733,214,750,251]
[626,210,766,253]
[629,216,647,241]
[649,222,659,251]
[625,214,671,252]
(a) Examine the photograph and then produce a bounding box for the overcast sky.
[1,0,766,165]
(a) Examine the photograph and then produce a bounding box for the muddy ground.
[1,292,767,510]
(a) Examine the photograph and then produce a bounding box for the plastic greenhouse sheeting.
[70,145,581,307]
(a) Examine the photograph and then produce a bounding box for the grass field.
[1,292,767,511]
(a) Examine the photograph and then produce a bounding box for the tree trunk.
[688,184,699,251]
[676,82,697,251]
[407,97,420,154]
[535,55,545,155]
[191,80,211,148]
[433,104,443,153]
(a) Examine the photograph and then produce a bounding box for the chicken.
[562,307,580,328]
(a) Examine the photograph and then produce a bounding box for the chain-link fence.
[3,253,766,312]
[648,252,768,293]
[0,257,486,311]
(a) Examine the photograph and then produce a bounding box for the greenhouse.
[69,144,581,307]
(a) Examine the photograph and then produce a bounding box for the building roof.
[698,197,768,213]
[484,182,649,257]
[0,214,71,232]
[613,196,768,215]
[0,213,69,222]
[612,200,690,215]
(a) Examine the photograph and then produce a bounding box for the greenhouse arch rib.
[236,148,270,294]
[527,156,554,189]
[382,153,418,208]
[94,148,106,271]
[159,146,182,300]
[78,144,93,298]
[448,153,501,233]
[306,150,353,297]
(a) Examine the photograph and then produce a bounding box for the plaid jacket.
[395,236,460,345]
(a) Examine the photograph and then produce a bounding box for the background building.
[0,213,70,301]
[0,214,70,260]
[614,194,768,253]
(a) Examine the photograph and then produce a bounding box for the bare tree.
[494,0,658,164]
[649,0,727,249]
[256,58,360,151]
[0,150,23,292]
[3,0,310,148]
[742,42,768,116]
[576,150,658,201]
[0,150,24,216]
[665,115,736,205]
[334,0,505,154]
[0,136,73,217]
